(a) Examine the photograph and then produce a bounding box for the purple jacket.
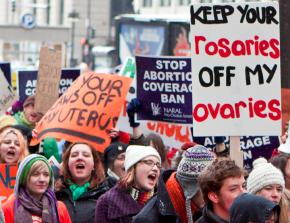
[94,185,143,223]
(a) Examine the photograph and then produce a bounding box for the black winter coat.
[196,205,228,223]
[55,181,110,223]
[133,170,202,223]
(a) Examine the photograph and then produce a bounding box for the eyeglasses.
[140,160,162,169]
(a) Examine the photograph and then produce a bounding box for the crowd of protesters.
[0,92,289,223]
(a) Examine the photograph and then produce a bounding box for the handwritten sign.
[35,47,62,114]
[136,56,192,124]
[190,2,281,136]
[0,70,17,115]
[34,72,132,152]
[0,164,17,203]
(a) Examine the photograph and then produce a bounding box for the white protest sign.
[190,2,281,136]
[0,70,17,115]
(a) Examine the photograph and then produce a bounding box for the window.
[143,0,153,7]
[179,0,191,5]
[160,0,171,6]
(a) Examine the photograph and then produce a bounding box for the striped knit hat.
[14,154,54,195]
[247,157,285,194]
[176,145,215,223]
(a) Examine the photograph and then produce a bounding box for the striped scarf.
[129,187,154,206]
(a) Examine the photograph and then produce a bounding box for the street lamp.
[68,9,80,67]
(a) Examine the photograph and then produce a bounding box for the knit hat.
[23,95,35,108]
[104,142,128,170]
[247,157,285,194]
[0,115,17,131]
[14,154,54,195]
[176,145,215,223]
[124,145,161,171]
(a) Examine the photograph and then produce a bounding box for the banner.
[34,72,132,152]
[0,164,17,203]
[17,69,80,102]
[190,2,281,136]
[35,47,62,114]
[136,56,192,124]
[193,135,279,170]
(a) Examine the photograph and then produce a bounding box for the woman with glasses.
[94,145,161,223]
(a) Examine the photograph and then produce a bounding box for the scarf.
[13,112,35,129]
[69,182,90,201]
[129,187,154,206]
[166,172,198,223]
[14,187,59,223]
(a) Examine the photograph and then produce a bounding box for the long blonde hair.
[0,127,28,164]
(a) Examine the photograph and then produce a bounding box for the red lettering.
[193,104,209,122]
[194,36,206,55]
[220,103,235,118]
[268,99,281,120]
[253,100,267,118]
[207,103,220,119]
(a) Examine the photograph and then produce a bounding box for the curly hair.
[198,158,244,204]
[60,142,105,189]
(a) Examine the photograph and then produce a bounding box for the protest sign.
[0,70,17,115]
[193,135,280,170]
[136,56,192,124]
[119,57,136,78]
[190,2,281,136]
[0,164,17,203]
[35,47,62,114]
[0,62,11,84]
[17,69,80,102]
[34,72,132,152]
[116,58,193,149]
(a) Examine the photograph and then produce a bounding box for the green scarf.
[69,182,90,201]
[13,112,35,129]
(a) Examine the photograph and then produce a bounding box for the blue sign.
[18,68,80,101]
[21,13,36,29]
[0,62,11,84]
[136,56,192,124]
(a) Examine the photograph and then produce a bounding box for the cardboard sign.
[34,72,132,152]
[190,2,281,136]
[17,69,80,102]
[0,164,17,203]
[35,47,62,114]
[136,56,193,124]
[0,70,17,115]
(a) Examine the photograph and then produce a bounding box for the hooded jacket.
[230,193,280,223]
[2,154,71,223]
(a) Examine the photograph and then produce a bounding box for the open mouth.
[76,163,85,169]
[7,150,16,156]
[148,173,157,181]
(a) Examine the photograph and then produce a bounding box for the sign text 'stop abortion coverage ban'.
[190,2,281,136]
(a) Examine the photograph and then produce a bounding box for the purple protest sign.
[192,135,280,170]
[18,68,80,102]
[0,62,11,84]
[136,56,192,124]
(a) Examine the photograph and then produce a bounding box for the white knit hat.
[247,157,285,194]
[124,145,161,171]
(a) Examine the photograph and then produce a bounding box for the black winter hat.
[103,142,128,170]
